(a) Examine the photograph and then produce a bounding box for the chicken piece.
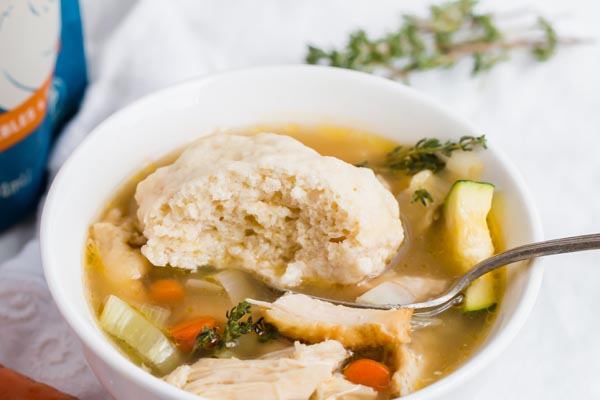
[163,365,191,388]
[253,339,349,366]
[163,341,348,400]
[311,374,378,400]
[250,294,423,397]
[249,294,413,348]
[90,219,151,282]
[88,212,151,300]
[401,170,450,233]
[136,133,404,288]
[388,344,424,397]
[0,365,78,399]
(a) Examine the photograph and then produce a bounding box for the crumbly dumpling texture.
[136,133,404,287]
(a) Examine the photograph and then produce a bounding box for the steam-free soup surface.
[85,125,504,396]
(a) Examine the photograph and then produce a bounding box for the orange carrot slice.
[149,279,185,303]
[343,358,391,391]
[169,316,219,351]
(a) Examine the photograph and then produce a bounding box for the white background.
[1,0,599,398]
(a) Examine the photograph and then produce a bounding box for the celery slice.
[100,295,182,374]
[137,303,171,328]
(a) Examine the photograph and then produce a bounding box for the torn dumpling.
[163,341,348,400]
[135,133,404,288]
[389,344,424,397]
[249,294,413,348]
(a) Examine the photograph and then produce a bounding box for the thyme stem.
[306,1,587,79]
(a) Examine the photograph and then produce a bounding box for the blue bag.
[0,0,87,232]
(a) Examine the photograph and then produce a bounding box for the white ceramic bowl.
[41,65,543,400]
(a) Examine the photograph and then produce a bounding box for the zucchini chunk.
[463,273,496,311]
[444,180,496,311]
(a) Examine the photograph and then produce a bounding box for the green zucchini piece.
[100,295,182,374]
[444,180,497,311]
[463,273,496,311]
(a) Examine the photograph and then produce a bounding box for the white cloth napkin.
[1,0,600,399]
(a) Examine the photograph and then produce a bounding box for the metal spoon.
[272,234,600,317]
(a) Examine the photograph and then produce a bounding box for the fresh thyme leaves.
[356,135,487,176]
[386,135,487,175]
[306,0,580,79]
[221,301,254,346]
[195,326,220,350]
[412,189,434,206]
[253,317,277,343]
[193,301,276,354]
[533,17,558,61]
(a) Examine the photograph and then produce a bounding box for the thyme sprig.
[357,135,487,175]
[412,189,435,206]
[357,135,487,206]
[193,301,276,353]
[221,301,254,346]
[306,0,581,79]
[386,135,487,175]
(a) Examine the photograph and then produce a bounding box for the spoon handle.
[409,233,600,312]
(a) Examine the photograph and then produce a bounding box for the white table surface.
[1,0,599,398]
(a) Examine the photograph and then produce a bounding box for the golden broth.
[85,125,504,392]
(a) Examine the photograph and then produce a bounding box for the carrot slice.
[169,316,219,351]
[149,279,185,302]
[343,359,391,391]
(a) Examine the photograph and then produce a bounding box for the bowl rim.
[41,64,544,400]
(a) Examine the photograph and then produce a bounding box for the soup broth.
[85,125,504,396]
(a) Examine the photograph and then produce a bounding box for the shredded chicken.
[250,294,423,397]
[311,374,378,400]
[164,341,348,400]
[90,221,150,281]
[88,210,150,300]
[249,294,413,348]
